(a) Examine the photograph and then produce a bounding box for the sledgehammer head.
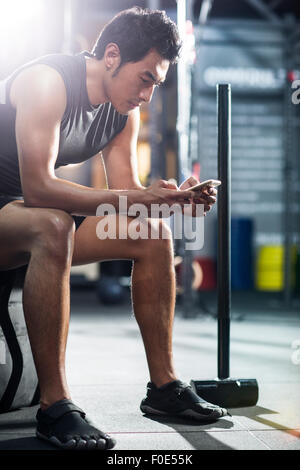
[190,378,259,408]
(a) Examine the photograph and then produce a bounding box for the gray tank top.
[0,51,128,196]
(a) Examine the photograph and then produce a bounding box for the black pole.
[217,84,231,380]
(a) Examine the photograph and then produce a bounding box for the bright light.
[0,0,44,36]
[0,0,46,74]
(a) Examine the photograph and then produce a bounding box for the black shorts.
[0,195,86,231]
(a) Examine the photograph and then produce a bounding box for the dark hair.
[92,7,181,66]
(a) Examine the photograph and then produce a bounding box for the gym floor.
[0,287,299,451]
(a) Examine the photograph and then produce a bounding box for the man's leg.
[0,201,116,449]
[130,230,178,387]
[72,214,228,422]
[72,214,178,387]
[0,201,74,408]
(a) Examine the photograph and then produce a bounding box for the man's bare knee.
[33,210,75,262]
[136,219,173,259]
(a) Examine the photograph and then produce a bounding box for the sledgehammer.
[190,84,259,408]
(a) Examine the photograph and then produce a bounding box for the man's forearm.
[24,176,146,216]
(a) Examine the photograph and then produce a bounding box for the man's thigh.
[0,199,36,268]
[0,199,76,270]
[72,214,171,266]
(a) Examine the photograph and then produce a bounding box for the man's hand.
[179,176,217,217]
[139,179,193,216]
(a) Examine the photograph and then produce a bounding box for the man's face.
[105,48,170,114]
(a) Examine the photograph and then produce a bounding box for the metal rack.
[176,0,300,315]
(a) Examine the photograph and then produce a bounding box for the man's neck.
[85,57,108,106]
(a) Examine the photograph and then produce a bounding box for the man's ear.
[104,43,121,71]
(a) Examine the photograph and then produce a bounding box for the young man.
[0,7,225,450]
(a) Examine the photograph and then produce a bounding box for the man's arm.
[11,66,193,216]
[101,108,144,190]
[11,66,143,216]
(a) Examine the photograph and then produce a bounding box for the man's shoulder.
[7,53,80,91]
[10,53,83,101]
[10,53,76,77]
[26,52,82,73]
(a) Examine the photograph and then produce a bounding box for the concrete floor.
[0,287,299,451]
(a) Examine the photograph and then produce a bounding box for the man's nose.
[139,85,155,103]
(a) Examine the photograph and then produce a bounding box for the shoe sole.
[36,430,115,450]
[140,405,225,421]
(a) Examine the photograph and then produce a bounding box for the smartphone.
[189,179,222,192]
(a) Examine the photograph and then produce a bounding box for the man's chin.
[113,103,129,115]
[112,100,138,115]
